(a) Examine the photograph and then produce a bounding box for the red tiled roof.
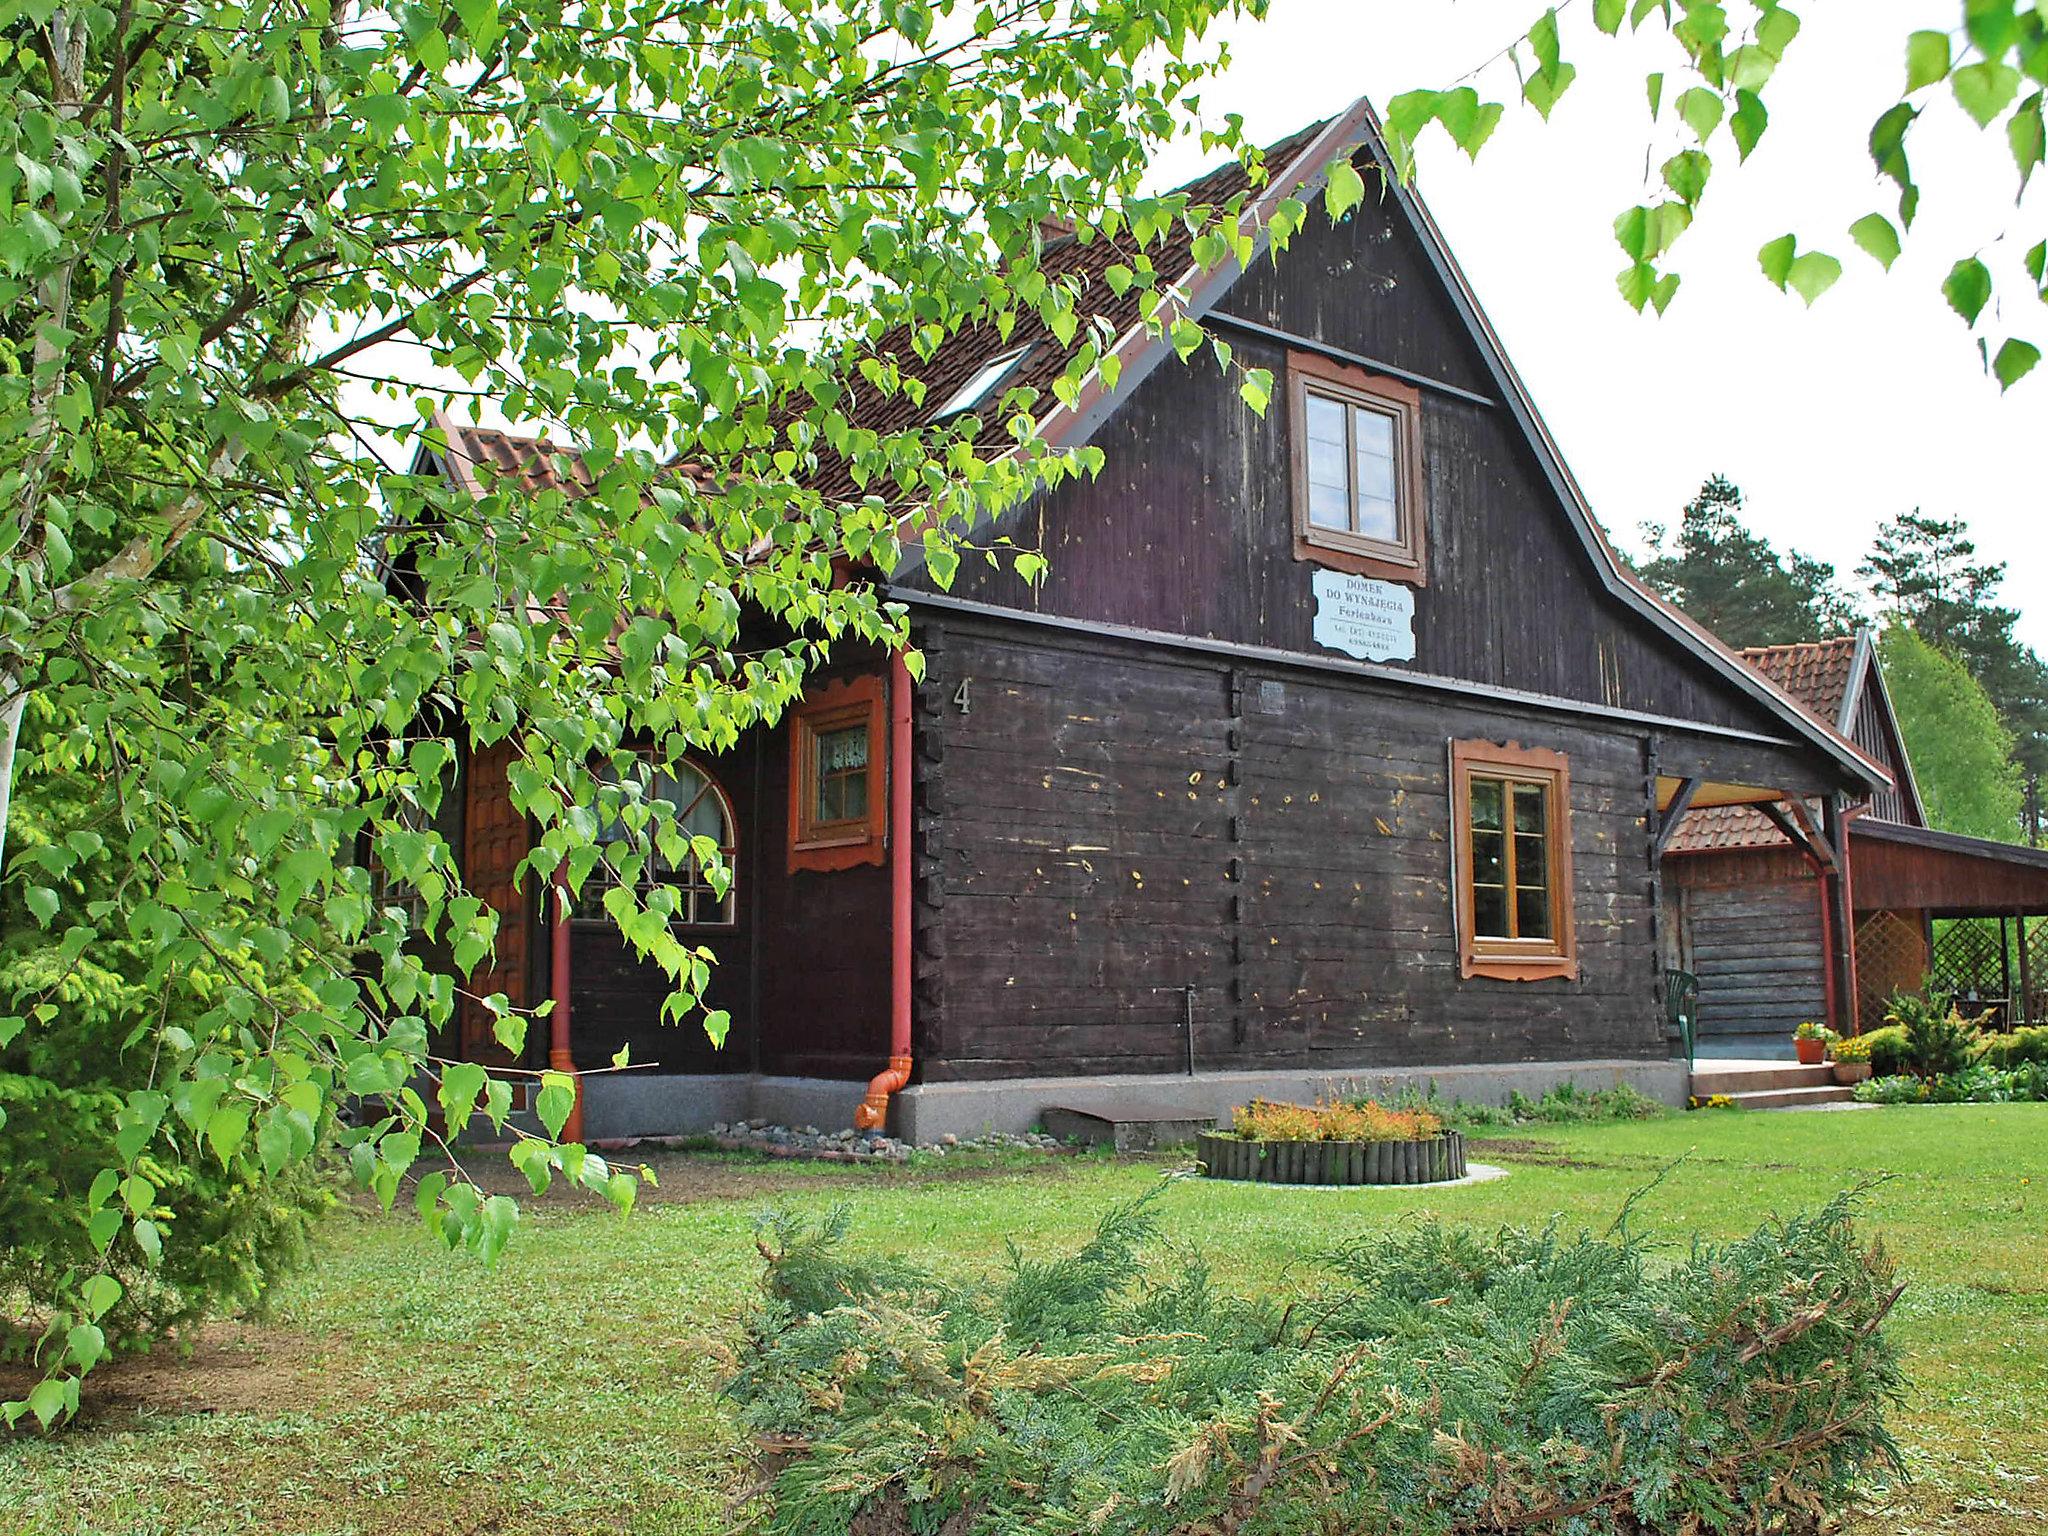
[1736,637,1859,731]
[432,418,595,498]
[1665,637,1862,854]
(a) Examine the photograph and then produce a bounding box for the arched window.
[577,757,737,926]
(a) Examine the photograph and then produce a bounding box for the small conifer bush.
[726,1191,1903,1535]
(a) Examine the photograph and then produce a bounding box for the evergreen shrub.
[726,1193,1903,1535]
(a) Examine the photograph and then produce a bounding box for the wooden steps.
[1688,1061,1857,1110]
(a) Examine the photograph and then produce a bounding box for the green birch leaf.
[535,1071,577,1138]
[1677,87,1724,141]
[2010,93,2044,189]
[1756,5,1800,59]
[1647,71,1665,119]
[1848,213,1902,269]
[1731,89,1768,160]
[1323,157,1366,219]
[1662,150,1711,205]
[1905,30,1950,93]
[1952,61,2021,128]
[1943,256,1993,323]
[1530,8,1562,76]
[1595,0,1625,35]
[1758,233,1798,288]
[1524,62,1578,120]
[206,1102,250,1168]
[1787,251,1841,306]
[1992,338,2040,389]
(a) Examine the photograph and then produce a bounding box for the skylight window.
[930,345,1033,421]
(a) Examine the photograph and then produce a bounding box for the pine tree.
[1861,513,2048,777]
[1639,475,1861,648]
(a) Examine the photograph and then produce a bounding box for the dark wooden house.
[425,102,1898,1141]
[1665,631,2048,1055]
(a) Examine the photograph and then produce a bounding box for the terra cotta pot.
[1832,1060,1873,1084]
[1794,1037,1827,1065]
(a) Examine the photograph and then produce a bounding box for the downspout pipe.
[550,865,584,1144]
[855,651,915,1131]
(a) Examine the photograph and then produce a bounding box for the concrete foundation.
[561,1057,1685,1143]
[891,1058,1686,1143]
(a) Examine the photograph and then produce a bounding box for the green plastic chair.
[1665,969,1700,1069]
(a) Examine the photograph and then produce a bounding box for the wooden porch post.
[2018,913,2033,1027]
[1822,797,1858,1033]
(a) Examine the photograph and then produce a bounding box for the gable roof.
[1668,631,1924,852]
[874,100,1887,794]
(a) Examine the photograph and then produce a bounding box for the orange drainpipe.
[550,865,584,1143]
[855,652,915,1131]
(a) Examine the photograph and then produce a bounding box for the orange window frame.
[787,673,888,872]
[1287,349,1428,585]
[1450,739,1577,982]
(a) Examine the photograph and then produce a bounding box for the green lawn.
[5,1105,2045,1535]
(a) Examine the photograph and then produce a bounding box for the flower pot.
[1794,1037,1827,1065]
[1832,1061,1872,1085]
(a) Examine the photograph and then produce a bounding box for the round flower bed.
[1198,1097,1467,1186]
[1197,1129,1466,1185]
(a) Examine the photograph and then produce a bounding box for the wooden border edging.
[1196,1130,1466,1185]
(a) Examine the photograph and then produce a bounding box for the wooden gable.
[890,106,1887,800]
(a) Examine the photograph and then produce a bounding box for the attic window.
[1288,350,1427,585]
[930,345,1033,420]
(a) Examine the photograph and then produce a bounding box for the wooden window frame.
[1451,739,1577,982]
[1287,349,1428,586]
[576,754,738,928]
[787,673,888,872]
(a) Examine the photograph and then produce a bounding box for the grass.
[4,1105,2045,1535]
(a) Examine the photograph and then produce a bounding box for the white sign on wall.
[1311,570,1417,663]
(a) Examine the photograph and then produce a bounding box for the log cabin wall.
[919,190,1795,743]
[912,614,1822,1082]
[1660,846,1828,1052]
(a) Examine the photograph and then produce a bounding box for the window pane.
[1307,477,1350,530]
[1356,494,1398,542]
[1512,782,1547,834]
[838,770,869,820]
[1307,433,1348,489]
[1470,778,1505,832]
[1306,393,1347,446]
[1355,435,1395,501]
[1473,884,1510,938]
[1516,885,1552,940]
[1471,828,1506,889]
[818,726,868,775]
[1514,832,1547,887]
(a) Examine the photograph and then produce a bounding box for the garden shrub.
[1854,1063,2048,1105]
[1,730,335,1360]
[1975,1026,2048,1069]
[1350,1080,1664,1129]
[727,1192,1904,1536]
[1229,1097,1442,1142]
[1883,991,1988,1078]
[1850,1025,1912,1076]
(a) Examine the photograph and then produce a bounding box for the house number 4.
[952,679,972,714]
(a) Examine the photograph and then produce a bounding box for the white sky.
[1150,0,2046,647]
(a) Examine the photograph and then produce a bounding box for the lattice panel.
[1929,918,2027,1027]
[1854,909,1926,1032]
